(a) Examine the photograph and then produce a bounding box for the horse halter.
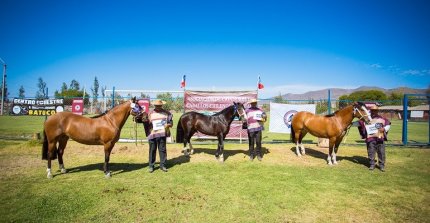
[353,104,372,123]
[234,103,247,120]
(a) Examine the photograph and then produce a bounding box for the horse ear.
[131,96,136,103]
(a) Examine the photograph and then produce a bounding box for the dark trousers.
[148,137,167,168]
[367,140,385,167]
[248,130,262,157]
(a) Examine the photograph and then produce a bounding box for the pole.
[402,94,408,145]
[327,89,331,114]
[111,86,115,108]
[0,58,6,115]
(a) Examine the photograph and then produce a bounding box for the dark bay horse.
[291,102,372,165]
[42,97,146,178]
[176,102,247,162]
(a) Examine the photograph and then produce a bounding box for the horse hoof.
[327,162,333,166]
[190,149,194,155]
[333,162,338,165]
[105,172,112,178]
[60,168,67,174]
[47,173,53,179]
[297,154,302,157]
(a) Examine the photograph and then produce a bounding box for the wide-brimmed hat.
[367,104,379,110]
[152,99,166,106]
[248,98,259,104]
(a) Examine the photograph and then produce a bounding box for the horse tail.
[42,129,57,160]
[176,117,184,143]
[290,123,296,144]
[42,129,48,160]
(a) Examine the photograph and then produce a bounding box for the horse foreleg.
[295,142,301,157]
[332,140,342,165]
[300,143,306,156]
[189,141,194,155]
[103,144,114,178]
[216,135,224,162]
[327,139,336,165]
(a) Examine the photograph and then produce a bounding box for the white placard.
[365,124,378,135]
[253,111,263,120]
[269,102,316,133]
[152,119,165,131]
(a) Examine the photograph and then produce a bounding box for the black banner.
[11,98,64,116]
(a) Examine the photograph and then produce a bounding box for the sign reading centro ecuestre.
[11,98,64,116]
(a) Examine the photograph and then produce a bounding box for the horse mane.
[213,105,234,116]
[324,103,356,117]
[90,112,108,119]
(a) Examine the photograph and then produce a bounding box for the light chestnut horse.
[42,97,146,178]
[290,102,372,165]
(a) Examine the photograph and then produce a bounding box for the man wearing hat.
[243,98,267,161]
[145,99,173,173]
[356,103,391,172]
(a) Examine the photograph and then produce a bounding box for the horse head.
[130,97,148,122]
[233,102,247,121]
[353,102,372,124]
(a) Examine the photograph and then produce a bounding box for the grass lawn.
[0,140,429,222]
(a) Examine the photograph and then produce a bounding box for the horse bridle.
[233,104,247,120]
[353,104,372,123]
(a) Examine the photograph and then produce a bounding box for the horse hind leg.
[58,136,69,174]
[46,141,57,179]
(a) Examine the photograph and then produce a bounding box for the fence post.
[111,86,115,108]
[402,94,408,145]
[327,89,331,114]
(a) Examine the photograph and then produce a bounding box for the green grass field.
[0,114,429,222]
[0,113,428,145]
[0,140,429,222]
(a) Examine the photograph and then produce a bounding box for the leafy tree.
[140,93,150,99]
[273,93,285,103]
[338,94,351,108]
[387,92,402,105]
[91,76,99,103]
[69,79,80,90]
[36,77,47,99]
[18,86,25,98]
[101,86,107,99]
[156,92,174,111]
[61,82,68,92]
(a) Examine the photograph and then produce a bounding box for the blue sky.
[1,0,429,98]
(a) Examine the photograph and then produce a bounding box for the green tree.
[36,77,47,99]
[61,82,68,92]
[273,93,285,103]
[156,92,174,111]
[91,76,99,103]
[387,92,402,105]
[18,86,25,98]
[101,86,107,99]
[69,79,80,90]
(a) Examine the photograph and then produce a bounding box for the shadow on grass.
[189,146,270,161]
[67,162,147,176]
[289,147,369,167]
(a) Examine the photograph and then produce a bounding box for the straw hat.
[248,98,259,104]
[152,99,166,106]
[367,104,379,110]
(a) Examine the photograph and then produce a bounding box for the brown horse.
[176,102,247,162]
[290,102,371,165]
[42,97,147,178]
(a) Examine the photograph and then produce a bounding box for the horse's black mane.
[213,104,235,116]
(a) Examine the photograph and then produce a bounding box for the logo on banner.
[283,110,297,128]
[72,99,84,115]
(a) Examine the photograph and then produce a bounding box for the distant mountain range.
[276,86,428,100]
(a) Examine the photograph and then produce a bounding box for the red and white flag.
[181,75,186,88]
[258,76,264,89]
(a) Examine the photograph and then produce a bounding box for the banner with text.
[184,90,257,139]
[269,102,316,134]
[11,98,64,116]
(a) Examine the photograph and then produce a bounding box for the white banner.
[269,102,316,133]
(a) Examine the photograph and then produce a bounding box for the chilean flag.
[181,75,186,88]
[258,76,264,89]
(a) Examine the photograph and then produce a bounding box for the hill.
[277,86,427,100]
